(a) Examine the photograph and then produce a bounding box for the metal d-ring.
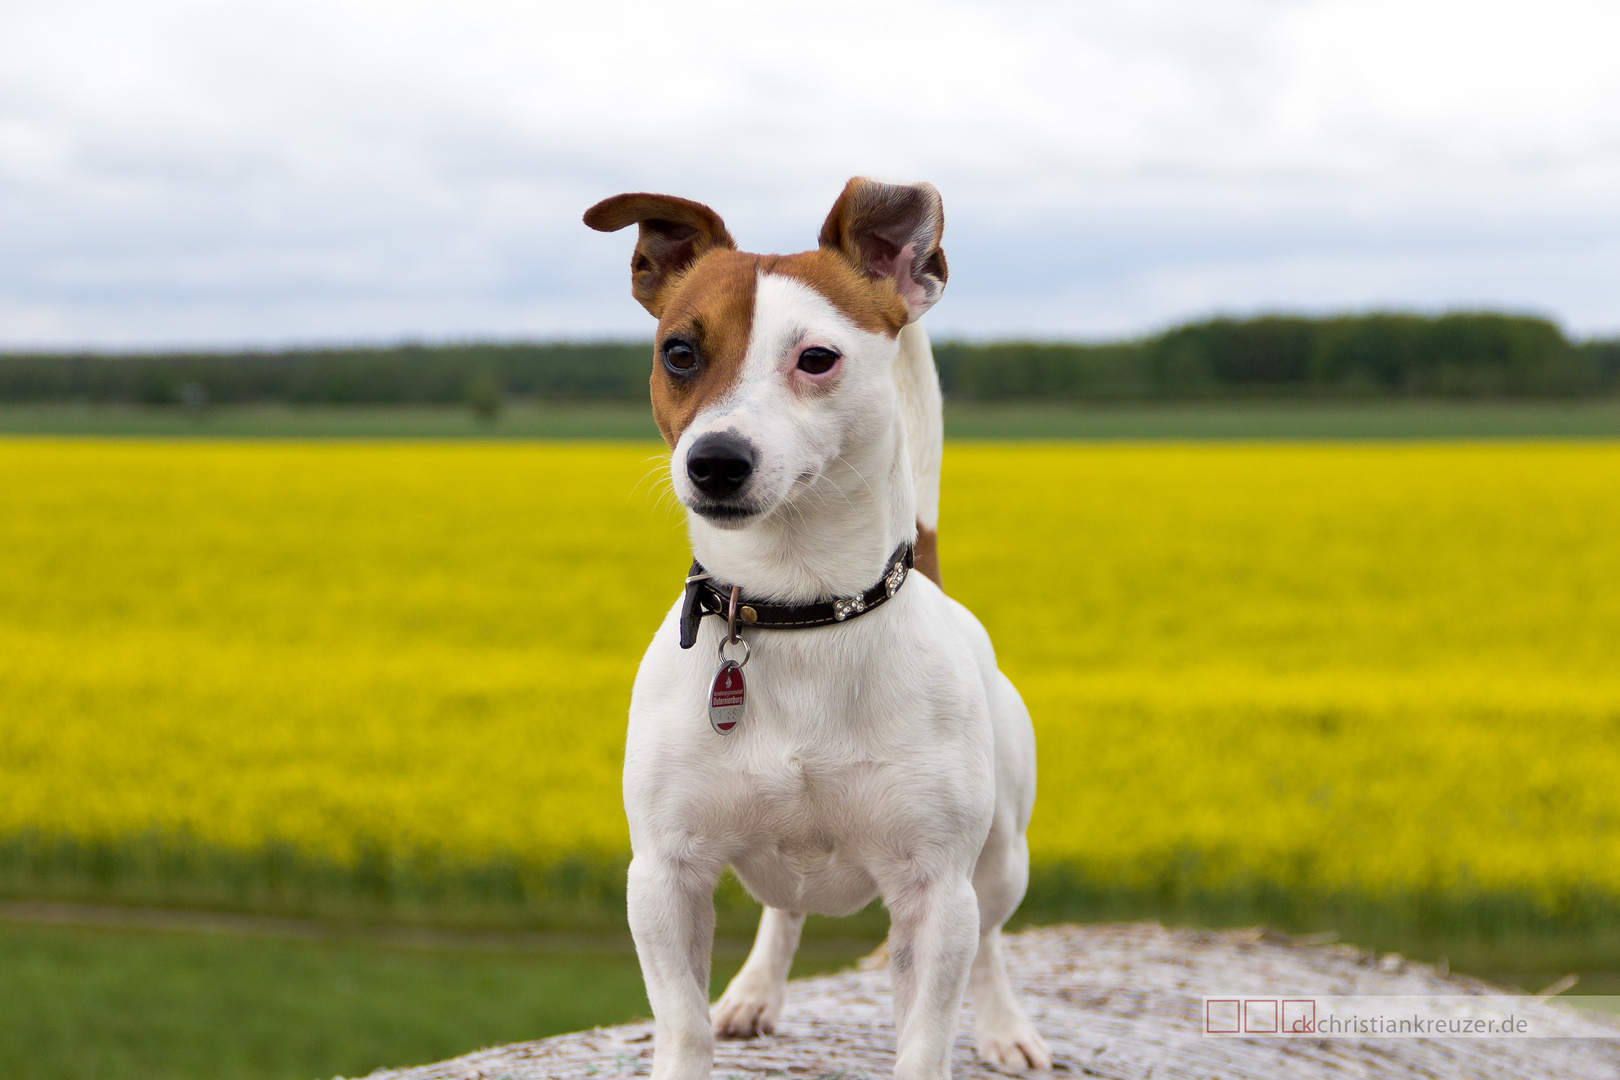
[717,633,750,669]
[708,584,748,668]
[726,584,742,644]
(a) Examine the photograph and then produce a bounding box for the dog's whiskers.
[832,455,877,511]
[630,455,685,521]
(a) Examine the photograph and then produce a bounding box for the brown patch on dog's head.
[585,193,754,447]
[586,180,947,448]
[647,248,759,446]
[583,193,736,317]
[759,248,909,338]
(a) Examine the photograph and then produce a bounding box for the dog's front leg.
[885,875,980,1080]
[627,853,720,1080]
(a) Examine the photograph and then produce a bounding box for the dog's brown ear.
[818,178,947,322]
[583,194,737,317]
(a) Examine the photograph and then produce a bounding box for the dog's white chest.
[625,583,1000,917]
[723,749,890,914]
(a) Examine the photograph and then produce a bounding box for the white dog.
[586,178,1050,1080]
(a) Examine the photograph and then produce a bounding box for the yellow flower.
[1,439,1616,904]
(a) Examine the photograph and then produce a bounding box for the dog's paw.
[975,1015,1052,1071]
[710,978,784,1039]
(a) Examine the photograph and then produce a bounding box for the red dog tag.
[709,661,745,733]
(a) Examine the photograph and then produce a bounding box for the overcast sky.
[2,0,1617,349]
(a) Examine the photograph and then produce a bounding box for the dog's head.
[584,179,946,529]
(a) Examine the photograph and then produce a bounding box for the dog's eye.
[662,339,699,374]
[797,347,839,375]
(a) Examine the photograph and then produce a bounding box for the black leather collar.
[679,542,915,649]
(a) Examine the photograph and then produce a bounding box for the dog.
[586,178,1050,1080]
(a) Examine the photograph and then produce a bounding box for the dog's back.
[896,322,945,588]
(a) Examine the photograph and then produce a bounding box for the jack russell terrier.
[586,178,1050,1080]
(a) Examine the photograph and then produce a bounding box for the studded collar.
[678,542,915,649]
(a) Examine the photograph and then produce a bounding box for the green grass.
[7,832,1616,998]
[0,921,644,1080]
[5,399,1620,439]
[0,402,662,439]
[942,398,1620,438]
[0,836,871,939]
[0,918,872,1080]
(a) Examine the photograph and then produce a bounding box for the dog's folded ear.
[818,178,947,322]
[583,194,737,318]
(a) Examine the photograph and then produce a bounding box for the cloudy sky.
[2,0,1617,349]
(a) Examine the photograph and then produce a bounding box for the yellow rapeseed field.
[2,439,1617,906]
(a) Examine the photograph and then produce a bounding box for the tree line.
[3,312,1616,405]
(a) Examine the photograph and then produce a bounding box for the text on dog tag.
[709,661,746,734]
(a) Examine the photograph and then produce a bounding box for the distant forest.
[3,312,1617,405]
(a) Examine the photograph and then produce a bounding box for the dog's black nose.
[686,432,755,497]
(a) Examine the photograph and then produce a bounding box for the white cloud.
[1,0,1616,347]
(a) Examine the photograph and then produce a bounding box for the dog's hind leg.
[711,906,804,1038]
[627,853,720,1080]
[968,824,1052,1070]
